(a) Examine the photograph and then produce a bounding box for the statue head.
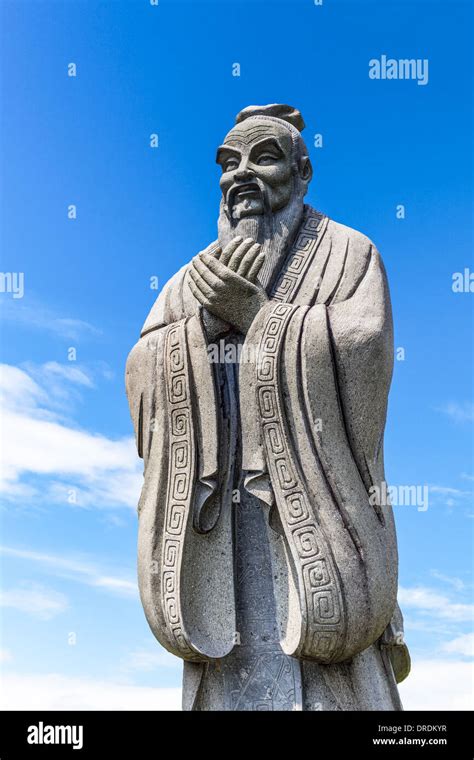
[215,105,313,288]
[216,104,313,222]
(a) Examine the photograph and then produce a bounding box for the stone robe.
[125,205,409,710]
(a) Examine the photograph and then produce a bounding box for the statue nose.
[235,168,255,181]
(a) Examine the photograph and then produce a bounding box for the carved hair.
[235,103,305,132]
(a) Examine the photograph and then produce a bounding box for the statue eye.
[256,153,278,166]
[224,159,239,172]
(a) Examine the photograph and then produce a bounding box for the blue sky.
[0,0,472,709]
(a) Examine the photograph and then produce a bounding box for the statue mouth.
[227,182,264,218]
[228,182,262,208]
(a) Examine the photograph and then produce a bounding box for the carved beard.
[217,181,306,292]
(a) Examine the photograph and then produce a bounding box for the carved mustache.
[225,179,266,211]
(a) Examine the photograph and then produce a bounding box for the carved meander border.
[270,207,326,303]
[162,320,196,659]
[256,302,346,663]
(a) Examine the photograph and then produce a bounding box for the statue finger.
[202,242,220,258]
[193,256,223,290]
[188,267,215,300]
[209,243,222,259]
[187,276,207,306]
[237,243,261,278]
[228,238,256,271]
[220,236,244,265]
[200,252,234,281]
[247,252,266,283]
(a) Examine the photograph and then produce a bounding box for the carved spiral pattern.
[162,322,195,658]
[271,209,325,302]
[256,302,345,662]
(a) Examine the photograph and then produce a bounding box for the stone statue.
[126,104,411,711]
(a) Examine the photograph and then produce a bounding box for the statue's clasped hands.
[188,237,269,335]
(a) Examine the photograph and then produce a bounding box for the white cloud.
[93,575,138,596]
[0,583,68,620]
[0,299,101,341]
[26,361,95,391]
[437,402,474,423]
[427,485,473,513]
[0,364,47,413]
[402,619,461,637]
[1,662,472,710]
[0,363,142,509]
[430,570,467,592]
[0,649,13,664]
[122,648,179,673]
[442,633,474,658]
[399,659,474,710]
[0,545,138,599]
[0,673,181,710]
[429,485,472,498]
[399,586,474,622]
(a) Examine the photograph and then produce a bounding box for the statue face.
[216,119,294,220]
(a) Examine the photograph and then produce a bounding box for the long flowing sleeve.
[125,277,236,662]
[240,231,399,665]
